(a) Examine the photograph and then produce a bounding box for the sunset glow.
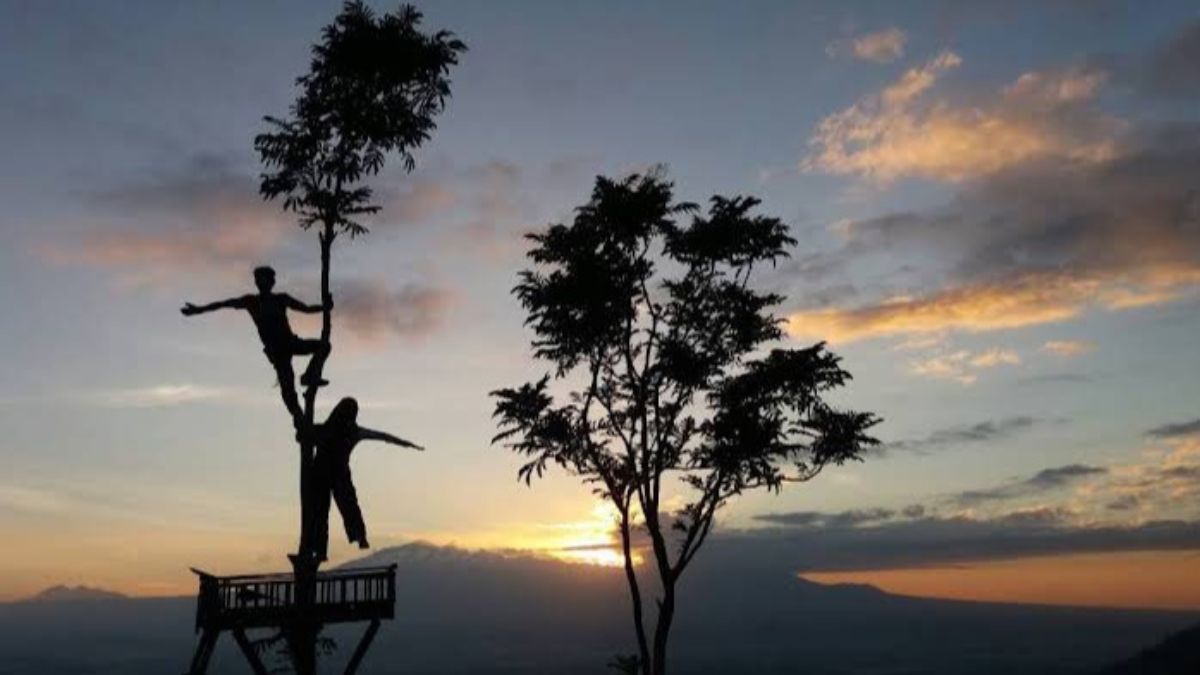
[2,2,1198,620]
[802,550,1200,611]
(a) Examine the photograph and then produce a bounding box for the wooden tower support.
[186,563,395,675]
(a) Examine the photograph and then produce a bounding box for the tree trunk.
[298,227,334,555]
[291,226,334,674]
[651,582,675,675]
[618,507,652,675]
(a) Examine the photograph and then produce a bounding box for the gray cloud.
[712,516,1200,573]
[36,153,290,280]
[755,508,895,529]
[1141,18,1200,99]
[332,279,456,344]
[952,464,1107,506]
[1017,372,1094,386]
[1146,418,1200,439]
[1106,495,1139,512]
[886,416,1041,454]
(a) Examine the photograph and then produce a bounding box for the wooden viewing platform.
[187,564,397,675]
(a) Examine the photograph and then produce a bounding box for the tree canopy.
[255,1,466,237]
[492,171,880,675]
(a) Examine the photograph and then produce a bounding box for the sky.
[1,1,1198,607]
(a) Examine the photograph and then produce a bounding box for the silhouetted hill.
[1100,620,1200,674]
[0,543,1196,674]
[25,585,127,602]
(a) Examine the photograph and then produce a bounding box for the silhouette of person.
[301,397,423,561]
[180,266,330,422]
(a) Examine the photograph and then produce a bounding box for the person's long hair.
[324,397,359,437]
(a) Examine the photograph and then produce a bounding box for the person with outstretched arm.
[180,266,330,423]
[300,397,424,561]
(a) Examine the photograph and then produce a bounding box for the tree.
[255,1,465,558]
[491,171,880,675]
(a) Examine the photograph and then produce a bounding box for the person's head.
[253,266,276,293]
[326,397,359,432]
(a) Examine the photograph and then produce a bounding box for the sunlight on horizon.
[541,502,641,568]
[802,550,1200,611]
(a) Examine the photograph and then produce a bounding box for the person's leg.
[268,353,303,421]
[293,338,330,387]
[332,469,368,547]
[306,469,333,561]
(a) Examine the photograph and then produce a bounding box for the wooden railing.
[192,564,396,631]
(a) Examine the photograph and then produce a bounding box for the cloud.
[789,273,1091,341]
[380,179,458,226]
[805,52,1119,182]
[1141,18,1200,100]
[1041,340,1095,357]
[791,26,1200,344]
[952,464,1107,506]
[1146,418,1200,439]
[788,127,1200,342]
[34,154,289,285]
[1106,495,1139,512]
[969,348,1020,368]
[905,347,1020,384]
[731,439,1200,573]
[755,508,895,529]
[331,279,456,345]
[827,27,908,64]
[1017,372,1093,386]
[714,515,1200,573]
[887,416,1040,454]
[84,384,271,408]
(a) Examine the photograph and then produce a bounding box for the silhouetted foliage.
[209,4,462,674]
[492,171,880,675]
[256,1,465,237]
[252,0,463,565]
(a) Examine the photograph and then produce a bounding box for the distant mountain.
[0,542,1196,674]
[1100,620,1200,674]
[26,585,127,602]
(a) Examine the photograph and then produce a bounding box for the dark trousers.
[265,337,329,421]
[309,462,367,559]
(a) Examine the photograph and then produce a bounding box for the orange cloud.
[805,52,1121,182]
[788,267,1200,343]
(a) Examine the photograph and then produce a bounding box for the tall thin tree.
[492,171,880,675]
[255,1,465,559]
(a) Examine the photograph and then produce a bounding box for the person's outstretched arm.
[358,427,424,451]
[181,295,249,316]
[283,293,331,315]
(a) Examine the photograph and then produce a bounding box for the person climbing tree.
[181,265,331,422]
[300,397,424,561]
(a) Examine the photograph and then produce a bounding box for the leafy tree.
[255,0,465,557]
[492,171,880,675]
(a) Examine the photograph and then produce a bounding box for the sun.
[545,502,642,568]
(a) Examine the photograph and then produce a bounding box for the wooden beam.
[343,619,381,675]
[186,629,218,675]
[232,628,271,675]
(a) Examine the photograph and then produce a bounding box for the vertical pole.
[288,554,320,675]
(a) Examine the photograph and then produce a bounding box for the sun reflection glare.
[543,502,642,567]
